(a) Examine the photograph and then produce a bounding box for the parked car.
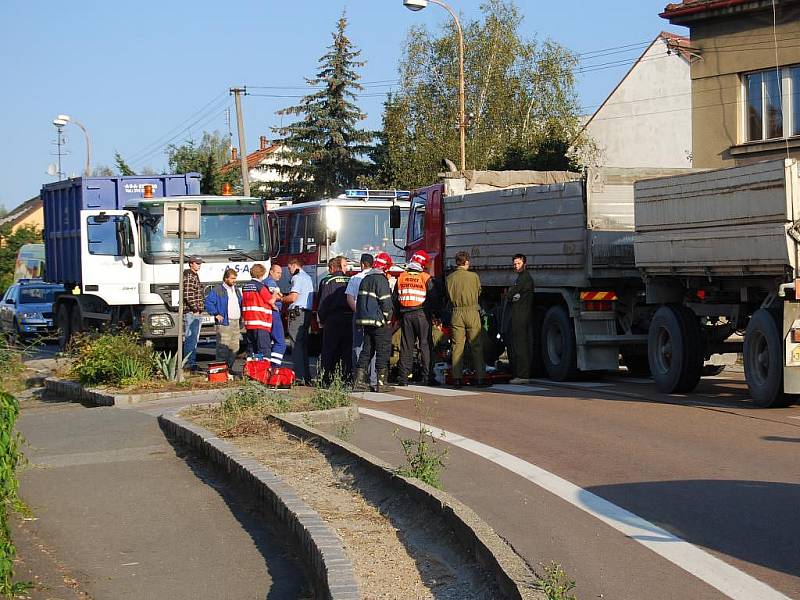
[0,280,64,343]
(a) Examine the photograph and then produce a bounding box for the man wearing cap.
[394,250,437,386]
[182,256,205,371]
[282,257,314,385]
[353,252,394,392]
[346,253,377,387]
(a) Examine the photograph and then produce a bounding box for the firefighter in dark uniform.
[317,255,352,382]
[508,253,535,384]
[395,250,437,386]
[445,251,491,388]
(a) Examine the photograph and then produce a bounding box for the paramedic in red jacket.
[241,263,276,357]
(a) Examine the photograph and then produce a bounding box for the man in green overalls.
[446,251,491,388]
[508,253,535,384]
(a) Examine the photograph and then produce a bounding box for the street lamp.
[54,114,92,177]
[403,0,466,171]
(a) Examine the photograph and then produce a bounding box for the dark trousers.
[356,325,391,374]
[287,309,310,382]
[398,309,431,381]
[246,328,271,357]
[321,313,353,381]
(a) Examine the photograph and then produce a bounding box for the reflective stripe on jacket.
[241,280,273,331]
[396,271,430,308]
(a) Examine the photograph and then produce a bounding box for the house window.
[743,66,800,142]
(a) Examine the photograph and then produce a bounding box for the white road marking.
[490,384,548,394]
[403,385,478,397]
[360,407,791,600]
[351,392,409,403]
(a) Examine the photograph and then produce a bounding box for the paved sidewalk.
[15,397,309,600]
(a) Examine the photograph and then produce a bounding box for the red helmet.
[411,250,429,267]
[374,252,393,271]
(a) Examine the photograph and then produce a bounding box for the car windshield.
[19,287,61,304]
[328,207,408,263]
[142,213,267,260]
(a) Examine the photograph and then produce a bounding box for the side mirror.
[390,204,401,229]
[6,298,14,305]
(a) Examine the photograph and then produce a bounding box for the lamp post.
[54,114,92,177]
[403,0,466,172]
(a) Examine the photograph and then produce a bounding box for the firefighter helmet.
[374,252,393,271]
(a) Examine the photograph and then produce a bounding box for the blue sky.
[0,1,683,210]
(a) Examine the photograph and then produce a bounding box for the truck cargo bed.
[634,159,800,278]
[444,167,689,288]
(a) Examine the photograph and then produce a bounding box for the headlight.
[149,314,174,328]
[19,312,43,320]
[325,206,341,231]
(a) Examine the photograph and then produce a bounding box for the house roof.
[0,196,42,228]
[576,32,690,139]
[662,0,778,21]
[220,142,282,174]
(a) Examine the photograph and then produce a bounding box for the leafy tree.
[377,0,585,189]
[114,152,136,176]
[92,165,114,177]
[166,131,238,195]
[272,12,374,200]
[0,225,42,290]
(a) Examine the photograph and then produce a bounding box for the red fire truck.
[269,190,410,330]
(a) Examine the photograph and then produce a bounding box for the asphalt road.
[15,397,309,600]
[349,370,800,600]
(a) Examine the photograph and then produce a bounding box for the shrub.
[154,351,188,381]
[69,332,156,387]
[309,367,352,411]
[1,391,30,598]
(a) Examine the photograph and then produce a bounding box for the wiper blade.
[221,249,259,261]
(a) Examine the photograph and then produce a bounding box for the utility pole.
[230,87,251,196]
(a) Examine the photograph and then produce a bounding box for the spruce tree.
[273,12,374,200]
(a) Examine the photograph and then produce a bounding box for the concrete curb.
[273,412,543,600]
[43,377,237,406]
[158,409,360,600]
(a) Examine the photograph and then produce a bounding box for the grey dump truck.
[408,160,800,407]
[635,158,800,407]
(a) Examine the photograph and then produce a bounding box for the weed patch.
[309,368,351,411]
[394,396,448,489]
[536,562,576,600]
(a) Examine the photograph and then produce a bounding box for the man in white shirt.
[345,253,376,387]
[282,258,314,384]
[204,268,243,372]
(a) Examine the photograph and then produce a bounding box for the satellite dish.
[46,163,58,176]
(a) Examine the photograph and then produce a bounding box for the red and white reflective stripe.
[242,305,271,313]
[244,319,272,328]
[580,291,618,301]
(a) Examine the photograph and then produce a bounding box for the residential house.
[579,31,693,169]
[221,136,294,193]
[0,196,43,234]
[662,0,800,167]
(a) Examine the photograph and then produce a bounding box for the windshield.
[142,213,267,261]
[19,287,62,304]
[328,207,408,263]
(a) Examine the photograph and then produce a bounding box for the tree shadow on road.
[583,479,800,578]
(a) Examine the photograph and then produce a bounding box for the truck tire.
[541,305,578,381]
[648,305,703,393]
[70,306,83,340]
[57,304,72,350]
[744,309,795,408]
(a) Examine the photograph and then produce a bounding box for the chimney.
[260,136,269,151]
[231,147,238,161]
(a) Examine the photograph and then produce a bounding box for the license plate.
[201,315,215,325]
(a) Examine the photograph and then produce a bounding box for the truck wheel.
[541,305,578,381]
[648,305,703,393]
[70,306,83,340]
[744,309,794,408]
[57,304,72,350]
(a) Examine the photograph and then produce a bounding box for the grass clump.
[309,367,352,411]
[395,396,448,489]
[536,562,576,600]
[218,379,291,437]
[0,338,25,395]
[69,332,156,387]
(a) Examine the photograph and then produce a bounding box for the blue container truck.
[41,174,271,348]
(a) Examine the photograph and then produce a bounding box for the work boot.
[451,379,463,389]
[353,368,369,392]
[376,369,395,393]
[395,373,408,387]
[476,378,492,388]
